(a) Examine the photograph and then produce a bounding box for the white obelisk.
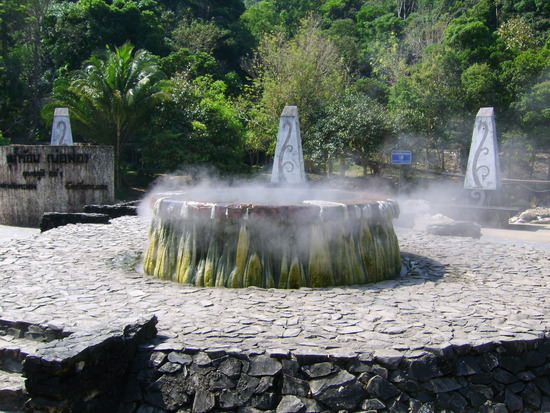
[271,106,306,184]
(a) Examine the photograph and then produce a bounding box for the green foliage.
[444,17,495,66]
[44,0,169,71]
[172,19,230,53]
[0,129,10,145]
[305,92,394,172]
[389,47,465,146]
[159,49,219,78]
[511,70,550,148]
[240,0,283,40]
[497,16,541,51]
[141,73,246,173]
[461,63,500,110]
[246,18,348,155]
[44,43,167,188]
[0,0,549,181]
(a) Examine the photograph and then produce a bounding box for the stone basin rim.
[150,188,400,221]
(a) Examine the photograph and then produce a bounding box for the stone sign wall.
[0,145,114,226]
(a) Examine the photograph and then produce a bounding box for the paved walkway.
[1,216,549,358]
[0,224,39,242]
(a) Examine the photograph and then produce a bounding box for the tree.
[306,92,394,174]
[172,19,229,54]
[44,43,167,191]
[141,73,246,174]
[246,18,348,156]
[389,46,466,152]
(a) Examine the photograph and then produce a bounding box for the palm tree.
[45,43,167,191]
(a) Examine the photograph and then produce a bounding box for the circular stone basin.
[143,187,401,288]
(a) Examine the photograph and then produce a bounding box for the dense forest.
[0,0,548,183]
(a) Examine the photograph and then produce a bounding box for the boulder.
[426,221,481,238]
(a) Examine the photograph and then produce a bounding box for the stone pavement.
[1,216,549,358]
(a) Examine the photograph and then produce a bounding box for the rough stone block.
[40,212,110,232]
[426,221,481,238]
[84,203,138,218]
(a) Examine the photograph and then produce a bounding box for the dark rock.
[508,381,525,393]
[235,375,260,403]
[471,373,493,385]
[541,396,550,412]
[456,356,482,376]
[362,398,386,410]
[194,353,212,367]
[479,401,509,413]
[408,400,435,413]
[237,408,273,413]
[281,359,300,377]
[425,377,462,393]
[145,374,188,410]
[426,221,481,238]
[24,316,157,411]
[219,357,243,379]
[517,371,535,381]
[317,380,367,411]
[388,370,407,384]
[276,395,305,413]
[209,370,237,390]
[40,212,110,232]
[505,389,523,412]
[135,405,167,413]
[255,376,275,394]
[498,356,524,374]
[481,353,499,371]
[167,352,193,366]
[493,368,518,384]
[192,390,215,413]
[388,399,408,413]
[158,362,182,374]
[150,352,166,368]
[408,355,445,382]
[375,354,403,369]
[366,375,400,400]
[219,389,242,409]
[523,382,541,409]
[535,377,550,396]
[534,362,550,376]
[204,348,227,360]
[301,397,324,413]
[348,359,370,373]
[250,393,277,410]
[248,356,282,377]
[368,365,389,379]
[301,362,335,379]
[435,391,468,412]
[525,351,545,368]
[84,203,138,218]
[282,375,309,397]
[460,384,493,407]
[310,370,356,396]
[501,340,530,355]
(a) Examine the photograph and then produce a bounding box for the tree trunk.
[115,128,121,195]
[340,158,348,176]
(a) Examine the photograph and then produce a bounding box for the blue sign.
[391,150,412,165]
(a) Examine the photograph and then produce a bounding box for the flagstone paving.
[1,216,549,358]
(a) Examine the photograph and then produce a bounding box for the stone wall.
[121,335,550,413]
[20,320,550,412]
[0,145,114,226]
[23,316,157,413]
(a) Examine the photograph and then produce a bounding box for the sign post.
[391,150,412,193]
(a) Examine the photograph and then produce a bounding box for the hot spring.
[142,185,401,288]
